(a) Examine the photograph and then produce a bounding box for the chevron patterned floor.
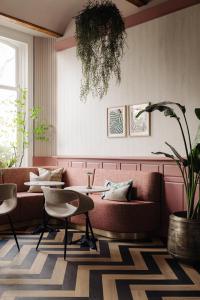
[0,229,200,300]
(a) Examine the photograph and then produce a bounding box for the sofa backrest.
[63,168,95,187]
[2,167,39,192]
[93,169,161,202]
[0,169,3,184]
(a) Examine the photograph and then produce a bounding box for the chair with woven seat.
[36,187,96,259]
[0,184,20,251]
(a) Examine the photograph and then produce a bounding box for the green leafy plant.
[137,102,200,220]
[0,88,50,167]
[75,0,126,101]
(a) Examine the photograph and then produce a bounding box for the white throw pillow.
[39,167,64,182]
[28,171,51,193]
[103,184,130,201]
[102,179,133,200]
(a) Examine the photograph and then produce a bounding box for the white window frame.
[0,28,33,166]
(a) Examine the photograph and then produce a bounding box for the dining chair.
[36,187,96,259]
[0,184,20,251]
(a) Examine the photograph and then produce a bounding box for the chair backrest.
[42,187,80,207]
[42,187,94,217]
[0,183,17,202]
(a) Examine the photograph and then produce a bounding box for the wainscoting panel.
[71,161,86,168]
[33,156,192,237]
[102,162,119,170]
[164,164,182,177]
[141,164,160,172]
[87,162,103,169]
[120,163,138,170]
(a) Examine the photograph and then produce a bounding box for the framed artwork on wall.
[107,106,126,137]
[128,103,150,136]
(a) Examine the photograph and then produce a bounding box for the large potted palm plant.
[137,102,200,262]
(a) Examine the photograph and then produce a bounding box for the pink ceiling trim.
[55,0,200,52]
[125,0,200,28]
[56,36,76,51]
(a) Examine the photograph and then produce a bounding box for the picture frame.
[128,103,150,136]
[107,106,126,137]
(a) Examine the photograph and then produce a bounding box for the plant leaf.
[165,142,188,166]
[193,123,200,148]
[164,108,176,118]
[195,108,200,120]
[136,103,177,119]
[156,101,186,113]
[188,143,200,173]
[152,151,175,160]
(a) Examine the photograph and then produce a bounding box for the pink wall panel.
[102,162,118,169]
[33,156,57,166]
[161,182,185,236]
[120,163,138,170]
[56,159,70,168]
[71,161,86,168]
[164,182,184,212]
[141,164,160,172]
[164,164,182,177]
[87,162,102,169]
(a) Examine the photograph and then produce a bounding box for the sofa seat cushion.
[17,192,44,221]
[71,195,160,233]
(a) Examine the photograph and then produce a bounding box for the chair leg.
[36,229,45,251]
[64,218,68,260]
[36,210,48,251]
[85,213,89,240]
[7,214,20,251]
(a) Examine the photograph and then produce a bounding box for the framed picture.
[107,106,126,137]
[128,103,150,136]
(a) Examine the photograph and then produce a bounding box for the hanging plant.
[75,0,126,101]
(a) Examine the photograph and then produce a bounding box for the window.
[0,37,28,167]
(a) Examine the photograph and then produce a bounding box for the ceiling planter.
[75,0,126,101]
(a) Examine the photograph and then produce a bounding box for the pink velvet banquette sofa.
[0,167,162,238]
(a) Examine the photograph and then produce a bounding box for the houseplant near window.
[0,88,50,167]
[75,0,126,101]
[137,102,200,262]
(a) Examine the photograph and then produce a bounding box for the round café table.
[24,181,65,234]
[64,185,109,248]
[64,185,109,195]
[24,181,65,188]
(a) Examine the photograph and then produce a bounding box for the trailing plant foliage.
[75,0,126,101]
[137,102,200,220]
[0,88,50,167]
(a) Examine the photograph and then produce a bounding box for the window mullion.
[0,85,18,91]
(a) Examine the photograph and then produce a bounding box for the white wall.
[57,5,200,157]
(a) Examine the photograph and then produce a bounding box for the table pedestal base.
[69,212,97,250]
[69,234,97,249]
